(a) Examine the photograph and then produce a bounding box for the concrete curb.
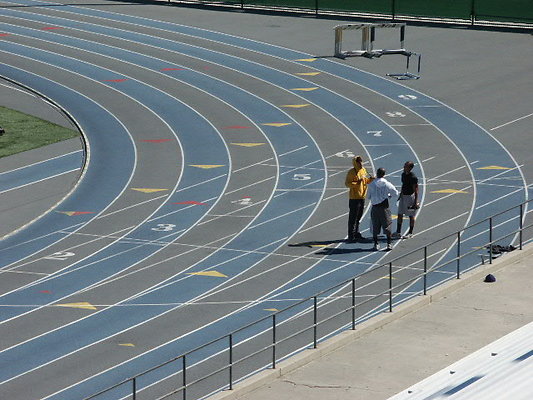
[210,244,533,400]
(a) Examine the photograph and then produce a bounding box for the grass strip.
[0,106,79,158]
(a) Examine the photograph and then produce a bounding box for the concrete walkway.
[212,244,533,400]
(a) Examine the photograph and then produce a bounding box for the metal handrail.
[86,199,531,399]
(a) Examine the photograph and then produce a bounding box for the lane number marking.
[151,224,176,232]
[45,251,76,261]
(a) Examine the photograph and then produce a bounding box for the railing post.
[471,0,476,26]
[389,262,393,312]
[313,296,318,348]
[423,246,427,295]
[182,356,186,400]
[489,217,493,264]
[272,314,277,369]
[391,0,396,21]
[351,278,356,330]
[229,334,233,390]
[457,231,461,279]
[132,377,136,400]
[520,203,523,250]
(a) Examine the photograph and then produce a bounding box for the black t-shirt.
[401,172,418,195]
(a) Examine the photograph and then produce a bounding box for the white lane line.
[95,193,169,219]
[374,152,392,160]
[426,165,467,182]
[365,144,409,147]
[408,105,444,108]
[389,123,432,127]
[206,214,256,218]
[0,168,80,195]
[491,112,533,131]
[2,270,50,276]
[0,81,31,94]
[475,187,525,210]
[0,149,82,176]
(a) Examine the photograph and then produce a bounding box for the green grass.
[0,106,79,158]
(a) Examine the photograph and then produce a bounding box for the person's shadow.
[288,239,345,248]
[288,238,374,255]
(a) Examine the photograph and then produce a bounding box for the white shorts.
[398,194,418,217]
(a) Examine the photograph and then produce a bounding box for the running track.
[0,1,528,398]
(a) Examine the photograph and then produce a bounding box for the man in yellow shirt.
[345,155,374,242]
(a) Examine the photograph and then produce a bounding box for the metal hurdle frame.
[334,23,421,80]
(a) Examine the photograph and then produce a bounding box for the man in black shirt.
[393,161,419,239]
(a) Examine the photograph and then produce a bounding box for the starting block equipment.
[334,23,421,80]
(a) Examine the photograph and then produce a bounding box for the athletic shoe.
[385,244,392,251]
[402,233,413,239]
[392,232,401,239]
[372,243,380,251]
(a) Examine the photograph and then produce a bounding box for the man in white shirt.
[367,168,399,251]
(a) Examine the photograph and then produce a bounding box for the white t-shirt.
[368,177,398,205]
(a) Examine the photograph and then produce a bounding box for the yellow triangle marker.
[296,72,321,76]
[55,302,97,310]
[57,211,79,216]
[231,143,265,147]
[281,104,310,108]
[264,308,279,312]
[291,87,318,92]
[189,165,225,169]
[131,188,168,193]
[188,270,227,278]
[477,165,511,170]
[262,123,292,127]
[310,244,330,248]
[295,58,317,62]
[119,343,135,347]
[431,189,468,194]
[56,211,93,216]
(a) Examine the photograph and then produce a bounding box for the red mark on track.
[0,33,9,37]
[173,201,206,205]
[103,79,128,82]
[223,126,252,129]
[42,27,62,30]
[40,290,51,294]
[141,139,172,143]
[161,68,185,71]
